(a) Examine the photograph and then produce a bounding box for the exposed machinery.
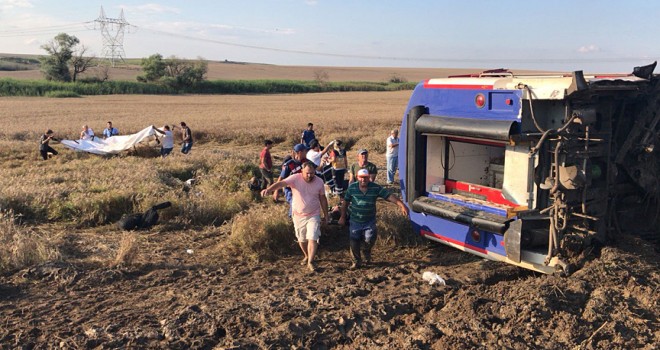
[399,63,660,274]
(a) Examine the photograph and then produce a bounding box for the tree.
[40,33,93,82]
[71,45,96,82]
[314,69,329,86]
[137,54,208,88]
[137,54,166,82]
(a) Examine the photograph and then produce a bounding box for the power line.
[0,22,94,37]
[138,26,657,65]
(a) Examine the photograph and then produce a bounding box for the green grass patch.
[0,77,415,97]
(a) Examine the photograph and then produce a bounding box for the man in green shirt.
[348,148,378,184]
[339,168,408,269]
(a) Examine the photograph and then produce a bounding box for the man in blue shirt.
[300,123,316,148]
[102,121,119,139]
[339,169,408,269]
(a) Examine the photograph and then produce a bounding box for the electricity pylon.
[94,6,131,67]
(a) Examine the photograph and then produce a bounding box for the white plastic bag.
[422,271,446,286]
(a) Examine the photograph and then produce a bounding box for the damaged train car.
[399,62,660,274]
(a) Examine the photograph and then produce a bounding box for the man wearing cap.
[348,148,378,184]
[339,168,408,269]
[262,162,329,272]
[274,143,312,213]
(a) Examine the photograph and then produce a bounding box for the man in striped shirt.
[339,168,408,269]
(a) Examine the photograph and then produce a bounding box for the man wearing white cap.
[339,168,408,269]
[262,162,329,272]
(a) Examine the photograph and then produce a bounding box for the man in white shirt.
[80,125,95,140]
[386,129,400,184]
[154,125,174,157]
[306,139,334,169]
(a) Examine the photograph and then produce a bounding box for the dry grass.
[376,204,425,248]
[113,232,139,267]
[0,210,61,273]
[228,205,295,261]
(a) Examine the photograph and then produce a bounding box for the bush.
[229,206,295,261]
[389,74,408,83]
[45,90,80,98]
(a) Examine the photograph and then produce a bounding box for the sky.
[1,0,659,73]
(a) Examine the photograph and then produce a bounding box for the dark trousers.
[40,146,58,160]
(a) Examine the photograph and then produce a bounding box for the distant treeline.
[0,78,416,97]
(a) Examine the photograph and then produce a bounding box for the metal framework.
[94,6,130,67]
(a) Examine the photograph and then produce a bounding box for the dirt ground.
[0,208,657,349]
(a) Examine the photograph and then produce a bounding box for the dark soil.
[1,222,658,349]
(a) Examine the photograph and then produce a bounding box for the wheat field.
[0,90,413,269]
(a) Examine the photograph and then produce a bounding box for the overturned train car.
[400,63,660,274]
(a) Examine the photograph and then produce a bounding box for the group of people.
[78,121,120,141]
[153,122,193,157]
[39,121,195,160]
[259,122,407,272]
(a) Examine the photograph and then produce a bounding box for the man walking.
[339,169,408,269]
[274,143,311,212]
[386,129,400,184]
[179,122,193,154]
[259,140,274,189]
[262,162,329,272]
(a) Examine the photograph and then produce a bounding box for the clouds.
[0,0,33,11]
[120,3,180,15]
[578,45,600,54]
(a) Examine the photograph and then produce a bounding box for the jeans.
[349,219,377,243]
[284,188,293,217]
[386,155,398,184]
[161,147,173,157]
[181,142,193,154]
[348,219,377,264]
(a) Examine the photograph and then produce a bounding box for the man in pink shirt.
[261,162,329,272]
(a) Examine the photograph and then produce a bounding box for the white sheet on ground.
[61,126,158,155]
